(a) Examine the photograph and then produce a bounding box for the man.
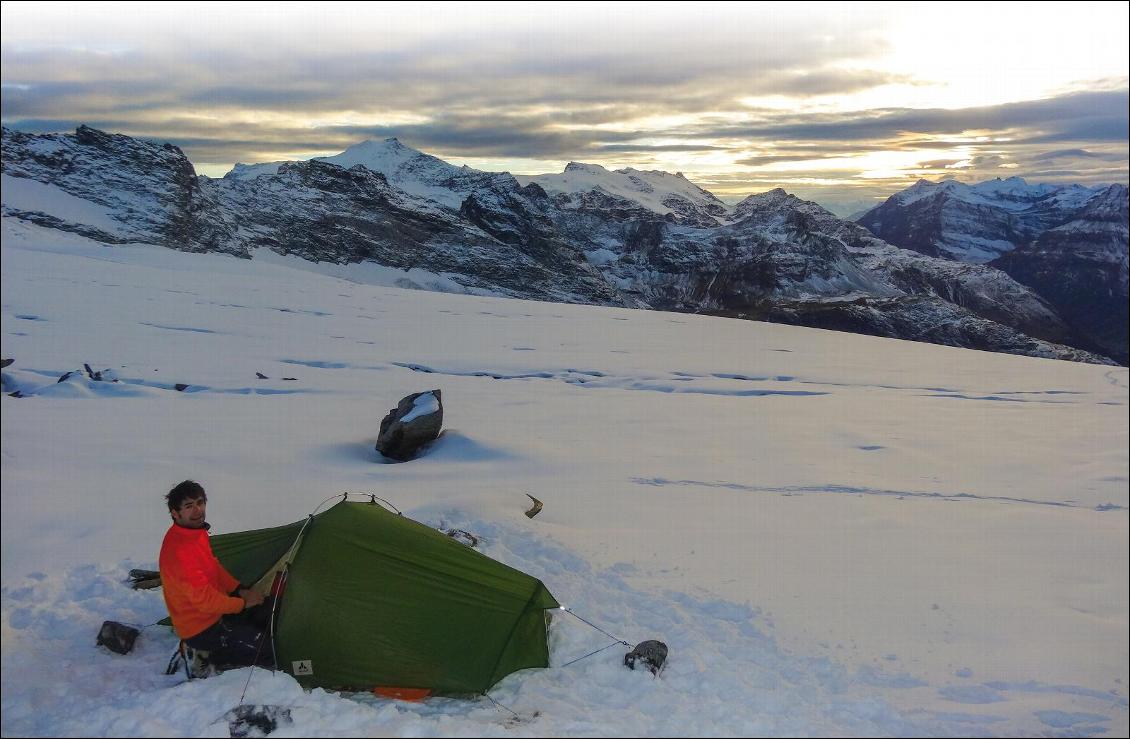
[159,480,273,669]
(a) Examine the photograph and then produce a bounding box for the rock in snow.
[376,389,444,461]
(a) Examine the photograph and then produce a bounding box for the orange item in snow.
[372,687,431,702]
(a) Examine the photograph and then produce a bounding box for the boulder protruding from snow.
[375,389,443,461]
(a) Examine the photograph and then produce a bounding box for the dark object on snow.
[624,640,668,675]
[225,704,293,738]
[256,372,268,379]
[444,528,479,547]
[281,377,297,381]
[129,568,159,580]
[175,383,189,392]
[376,389,443,461]
[82,364,120,382]
[164,641,212,679]
[57,365,118,384]
[525,494,543,519]
[1,359,16,395]
[96,620,140,655]
[128,569,162,590]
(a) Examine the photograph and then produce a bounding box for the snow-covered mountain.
[856,176,1106,263]
[1,127,622,305]
[1,126,1119,364]
[517,162,731,227]
[230,138,517,212]
[992,183,1130,364]
[857,176,1129,363]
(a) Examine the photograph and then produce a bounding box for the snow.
[399,391,440,424]
[583,247,619,267]
[223,139,485,210]
[2,215,1127,737]
[248,247,505,297]
[227,144,731,220]
[224,161,286,180]
[891,177,1103,215]
[517,163,728,220]
[935,231,1017,263]
[317,138,422,175]
[0,174,129,236]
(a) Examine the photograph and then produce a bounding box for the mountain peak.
[563,161,609,175]
[339,137,417,156]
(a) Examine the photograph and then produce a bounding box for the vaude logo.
[292,660,314,676]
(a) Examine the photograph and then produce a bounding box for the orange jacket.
[159,523,245,639]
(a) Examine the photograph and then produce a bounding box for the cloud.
[1032,148,1103,161]
[684,90,1129,144]
[736,153,836,166]
[918,159,964,169]
[594,144,730,153]
[2,7,1126,206]
[0,8,899,123]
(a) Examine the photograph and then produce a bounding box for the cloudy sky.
[2,2,1127,213]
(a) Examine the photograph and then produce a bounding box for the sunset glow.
[2,1,1126,213]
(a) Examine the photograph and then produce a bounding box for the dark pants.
[185,598,276,669]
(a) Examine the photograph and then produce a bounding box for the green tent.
[208,498,559,695]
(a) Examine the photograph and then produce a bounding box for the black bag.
[624,639,668,675]
[96,621,140,655]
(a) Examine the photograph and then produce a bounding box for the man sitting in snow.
[159,480,273,669]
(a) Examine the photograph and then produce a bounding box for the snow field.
[2,218,1127,736]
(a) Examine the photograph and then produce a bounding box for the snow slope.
[2,216,1127,737]
[518,162,730,224]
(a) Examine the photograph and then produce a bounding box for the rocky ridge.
[858,176,1128,363]
[1,126,1119,364]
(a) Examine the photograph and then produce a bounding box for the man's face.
[171,495,207,528]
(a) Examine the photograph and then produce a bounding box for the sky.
[2,1,1128,213]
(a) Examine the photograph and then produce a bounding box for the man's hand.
[239,588,265,608]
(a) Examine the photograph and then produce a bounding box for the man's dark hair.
[166,480,207,511]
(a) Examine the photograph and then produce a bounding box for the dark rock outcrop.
[991,184,1129,364]
[376,390,444,462]
[858,177,1128,364]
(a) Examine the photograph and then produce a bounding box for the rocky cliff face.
[991,184,1129,364]
[2,126,1119,365]
[1,125,235,251]
[855,177,1100,263]
[857,177,1128,363]
[2,126,623,305]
